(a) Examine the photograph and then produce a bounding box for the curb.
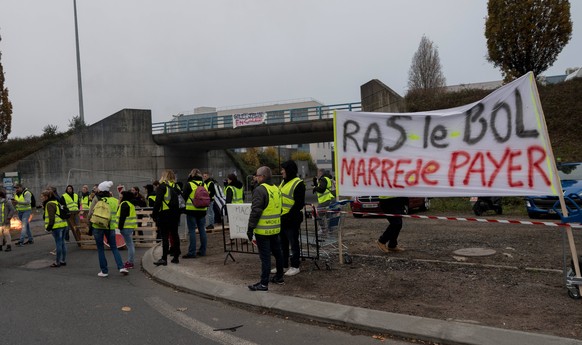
[142,245,582,345]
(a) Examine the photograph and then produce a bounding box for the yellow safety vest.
[1,203,5,223]
[92,197,119,230]
[62,193,79,211]
[81,194,90,210]
[279,177,303,215]
[225,185,244,203]
[14,191,32,212]
[44,200,67,230]
[148,195,156,206]
[254,184,281,236]
[316,176,334,204]
[185,181,208,211]
[117,200,137,229]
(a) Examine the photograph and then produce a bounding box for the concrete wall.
[2,109,166,196]
[360,79,405,112]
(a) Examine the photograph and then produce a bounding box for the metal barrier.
[222,204,322,268]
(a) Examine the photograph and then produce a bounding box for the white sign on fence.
[226,203,252,240]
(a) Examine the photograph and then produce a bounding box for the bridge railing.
[152,102,362,135]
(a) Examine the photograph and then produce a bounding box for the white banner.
[233,112,266,128]
[226,203,252,240]
[334,72,560,197]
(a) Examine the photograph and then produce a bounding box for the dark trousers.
[255,234,284,285]
[378,216,403,248]
[280,219,301,268]
[378,198,406,248]
[158,214,181,261]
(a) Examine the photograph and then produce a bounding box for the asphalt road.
[0,227,411,345]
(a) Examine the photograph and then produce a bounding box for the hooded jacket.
[280,160,305,224]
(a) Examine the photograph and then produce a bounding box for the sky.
[0,0,580,138]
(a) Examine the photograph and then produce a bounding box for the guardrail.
[152,102,362,135]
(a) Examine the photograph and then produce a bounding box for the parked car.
[350,196,430,218]
[525,162,582,219]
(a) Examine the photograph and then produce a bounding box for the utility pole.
[73,0,85,123]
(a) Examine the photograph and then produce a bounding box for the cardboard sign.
[226,203,252,240]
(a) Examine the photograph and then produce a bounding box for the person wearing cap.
[277,160,305,277]
[88,181,129,277]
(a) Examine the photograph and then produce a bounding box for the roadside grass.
[428,196,528,217]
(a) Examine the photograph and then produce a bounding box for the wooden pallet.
[77,208,160,250]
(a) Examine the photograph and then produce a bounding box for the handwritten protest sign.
[334,72,559,197]
[226,203,252,239]
[233,112,266,128]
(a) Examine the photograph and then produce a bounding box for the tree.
[485,0,572,81]
[68,115,86,131]
[0,33,13,143]
[42,124,59,137]
[407,35,446,92]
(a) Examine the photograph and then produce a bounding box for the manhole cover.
[452,248,496,257]
[21,259,54,269]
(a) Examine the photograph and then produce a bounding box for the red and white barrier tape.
[338,210,582,229]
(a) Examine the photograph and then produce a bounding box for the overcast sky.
[1,0,580,138]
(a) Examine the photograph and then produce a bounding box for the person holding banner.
[246,166,285,291]
[376,197,408,253]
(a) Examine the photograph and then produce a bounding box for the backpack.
[192,182,211,208]
[58,200,71,220]
[90,197,111,227]
[163,183,185,212]
[24,189,36,209]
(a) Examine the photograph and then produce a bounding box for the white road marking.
[145,296,258,345]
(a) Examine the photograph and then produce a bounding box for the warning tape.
[334,209,582,229]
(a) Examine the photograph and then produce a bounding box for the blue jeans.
[51,227,67,264]
[93,228,124,274]
[255,234,284,286]
[205,201,215,227]
[18,210,33,243]
[120,228,135,264]
[186,215,206,256]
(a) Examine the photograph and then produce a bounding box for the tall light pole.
[73,0,85,123]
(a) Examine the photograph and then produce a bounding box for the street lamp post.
[73,0,85,124]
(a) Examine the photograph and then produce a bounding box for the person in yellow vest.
[118,191,137,269]
[144,184,156,207]
[88,181,129,277]
[80,185,91,211]
[0,190,16,252]
[247,166,284,291]
[62,185,80,242]
[277,160,305,277]
[312,169,336,233]
[182,168,208,259]
[13,183,34,246]
[41,189,68,267]
[225,173,244,204]
[376,197,408,253]
[152,171,181,266]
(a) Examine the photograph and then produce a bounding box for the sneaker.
[4,245,11,252]
[270,267,288,274]
[97,272,109,277]
[182,254,196,259]
[50,249,57,256]
[388,246,405,252]
[270,276,285,285]
[248,283,268,291]
[170,257,179,264]
[285,267,300,276]
[119,268,129,275]
[376,240,389,253]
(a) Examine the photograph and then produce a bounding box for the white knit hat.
[98,181,113,192]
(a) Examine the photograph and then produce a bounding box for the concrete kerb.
[142,245,582,345]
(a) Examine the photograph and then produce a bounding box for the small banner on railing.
[233,112,266,128]
[334,72,560,198]
[226,203,252,239]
